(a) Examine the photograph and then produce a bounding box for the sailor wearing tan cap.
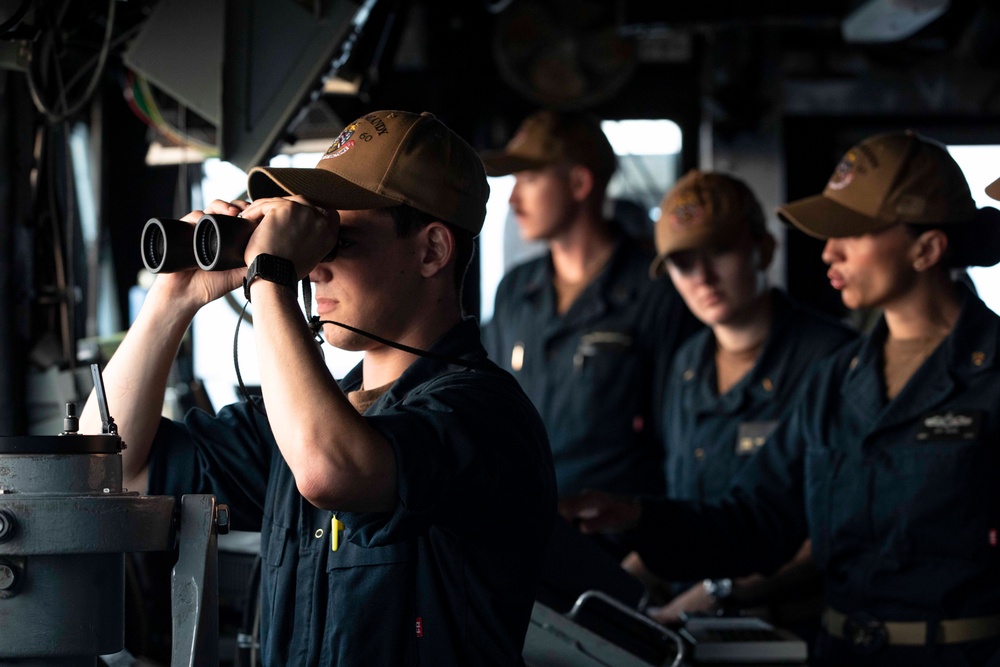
[637,170,854,626]
[481,110,699,507]
[560,131,1000,666]
[81,111,556,666]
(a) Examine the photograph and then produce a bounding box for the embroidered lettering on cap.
[363,113,389,135]
[857,143,880,169]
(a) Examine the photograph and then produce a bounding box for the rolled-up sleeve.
[340,372,555,549]
[147,399,275,532]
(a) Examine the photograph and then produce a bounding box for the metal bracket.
[171,494,226,667]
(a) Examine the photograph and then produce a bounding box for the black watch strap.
[243,253,296,302]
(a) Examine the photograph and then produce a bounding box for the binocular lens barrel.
[194,214,256,271]
[141,212,335,274]
[141,218,197,274]
[140,214,254,273]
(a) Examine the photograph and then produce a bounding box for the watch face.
[704,578,733,599]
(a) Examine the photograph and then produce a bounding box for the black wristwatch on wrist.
[243,253,296,302]
[702,578,734,602]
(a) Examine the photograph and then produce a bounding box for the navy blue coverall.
[664,289,856,504]
[148,319,557,666]
[483,235,700,497]
[635,288,1000,666]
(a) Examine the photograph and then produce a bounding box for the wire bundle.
[26,0,116,124]
[121,69,217,157]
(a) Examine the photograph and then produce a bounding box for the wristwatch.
[702,578,734,602]
[243,253,297,302]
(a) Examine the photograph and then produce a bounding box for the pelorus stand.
[0,365,227,667]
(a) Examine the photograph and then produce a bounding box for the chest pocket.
[572,329,641,441]
[325,537,414,570]
[574,330,635,410]
[323,537,417,661]
[875,432,991,561]
[573,330,634,374]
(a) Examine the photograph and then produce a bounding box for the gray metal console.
[0,365,226,667]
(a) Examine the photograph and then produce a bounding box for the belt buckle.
[843,611,888,653]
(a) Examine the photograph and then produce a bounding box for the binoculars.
[141,214,255,273]
[140,214,337,274]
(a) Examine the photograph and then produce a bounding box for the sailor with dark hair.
[82,111,556,666]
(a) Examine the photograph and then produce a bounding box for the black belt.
[823,607,1000,651]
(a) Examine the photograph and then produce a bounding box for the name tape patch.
[915,410,983,441]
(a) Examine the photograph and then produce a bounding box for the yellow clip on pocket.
[331,515,345,552]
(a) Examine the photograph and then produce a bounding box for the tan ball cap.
[247,111,489,235]
[777,131,976,239]
[479,109,616,182]
[650,170,765,278]
[987,176,1000,202]
[778,130,1000,267]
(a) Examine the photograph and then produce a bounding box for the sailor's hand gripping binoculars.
[141,214,336,273]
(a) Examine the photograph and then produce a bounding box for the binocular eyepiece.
[141,213,258,274]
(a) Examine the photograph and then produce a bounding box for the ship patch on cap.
[322,122,358,160]
[827,151,857,191]
[669,202,705,229]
